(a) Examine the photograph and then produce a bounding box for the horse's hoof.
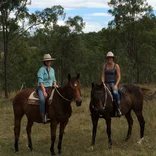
[28,145,33,151]
[89,145,94,150]
[58,151,62,155]
[108,143,112,149]
[51,152,56,156]
[29,147,34,151]
[14,150,19,153]
[125,137,130,142]
[137,137,144,144]
[30,148,34,151]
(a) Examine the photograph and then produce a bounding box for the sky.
[27,0,156,33]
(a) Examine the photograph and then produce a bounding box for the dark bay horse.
[90,83,148,149]
[13,74,82,156]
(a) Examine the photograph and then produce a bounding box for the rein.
[103,83,113,102]
[102,83,113,109]
[54,87,73,102]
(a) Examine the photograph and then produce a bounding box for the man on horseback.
[37,54,59,124]
[101,51,122,117]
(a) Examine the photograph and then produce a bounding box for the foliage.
[0,2,156,96]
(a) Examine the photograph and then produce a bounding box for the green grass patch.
[0,87,156,156]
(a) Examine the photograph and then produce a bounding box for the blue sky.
[27,0,156,33]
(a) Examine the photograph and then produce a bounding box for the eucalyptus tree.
[0,2,65,97]
[0,0,30,97]
[108,0,153,83]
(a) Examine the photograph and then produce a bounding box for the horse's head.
[67,74,82,106]
[91,83,105,114]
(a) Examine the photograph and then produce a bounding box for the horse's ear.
[92,82,94,89]
[68,74,71,81]
[76,73,80,79]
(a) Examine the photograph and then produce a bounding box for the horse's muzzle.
[98,109,105,115]
[76,100,82,107]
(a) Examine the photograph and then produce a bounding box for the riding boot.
[117,101,122,117]
[40,113,47,124]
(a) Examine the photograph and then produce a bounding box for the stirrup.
[117,109,122,117]
[45,115,51,123]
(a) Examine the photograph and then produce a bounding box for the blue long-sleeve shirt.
[37,66,56,87]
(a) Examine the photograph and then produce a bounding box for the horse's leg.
[134,111,145,143]
[105,117,112,149]
[91,114,99,147]
[50,121,57,156]
[57,120,69,154]
[14,114,24,152]
[125,110,133,141]
[26,119,34,151]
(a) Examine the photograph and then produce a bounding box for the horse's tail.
[140,87,156,101]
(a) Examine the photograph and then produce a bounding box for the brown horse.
[90,83,147,149]
[13,74,82,156]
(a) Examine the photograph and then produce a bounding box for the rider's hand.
[54,84,59,88]
[43,91,48,98]
[113,85,118,90]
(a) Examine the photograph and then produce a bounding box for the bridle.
[91,83,113,114]
[54,86,73,102]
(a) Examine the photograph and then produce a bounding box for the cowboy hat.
[106,51,115,58]
[42,54,56,61]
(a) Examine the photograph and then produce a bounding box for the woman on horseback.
[37,54,59,123]
[101,51,122,116]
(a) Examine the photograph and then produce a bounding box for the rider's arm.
[101,65,105,83]
[40,82,46,93]
[52,69,58,88]
[37,67,47,97]
[115,64,121,87]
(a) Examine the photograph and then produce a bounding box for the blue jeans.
[107,82,120,107]
[38,86,45,113]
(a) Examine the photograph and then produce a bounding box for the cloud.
[57,20,66,26]
[25,0,156,33]
[55,19,105,33]
[27,0,110,9]
[27,0,156,10]
[83,22,104,33]
[147,0,156,9]
[86,12,111,17]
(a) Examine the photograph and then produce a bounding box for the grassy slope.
[0,86,156,156]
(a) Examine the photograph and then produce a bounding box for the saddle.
[27,87,55,106]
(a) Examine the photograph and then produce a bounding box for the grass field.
[0,86,156,156]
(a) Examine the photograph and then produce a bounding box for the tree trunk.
[4,40,8,98]
[2,11,9,98]
[60,60,63,86]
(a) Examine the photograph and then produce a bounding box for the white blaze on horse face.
[74,83,77,87]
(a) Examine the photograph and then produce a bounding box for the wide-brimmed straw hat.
[106,51,115,58]
[42,54,56,61]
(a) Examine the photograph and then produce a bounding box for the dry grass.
[0,86,156,156]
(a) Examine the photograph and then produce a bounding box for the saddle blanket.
[28,88,55,105]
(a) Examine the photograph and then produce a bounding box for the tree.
[0,0,30,97]
[0,2,65,97]
[108,0,153,83]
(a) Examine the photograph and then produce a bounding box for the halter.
[54,86,73,102]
